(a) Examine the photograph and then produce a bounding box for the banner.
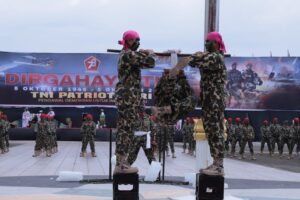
[0,52,300,110]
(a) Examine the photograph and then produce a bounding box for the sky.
[0,0,299,56]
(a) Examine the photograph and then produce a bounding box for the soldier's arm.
[122,50,155,69]
[188,52,223,71]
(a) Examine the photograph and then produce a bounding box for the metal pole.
[204,0,220,42]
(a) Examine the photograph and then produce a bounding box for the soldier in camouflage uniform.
[260,120,272,155]
[270,117,281,155]
[239,118,256,160]
[188,32,227,176]
[80,114,97,157]
[182,117,191,153]
[127,105,156,165]
[1,115,10,152]
[0,115,6,154]
[225,117,233,155]
[230,117,242,158]
[33,114,51,157]
[114,30,155,174]
[279,120,293,159]
[48,116,58,154]
[188,118,196,156]
[291,118,300,156]
[242,63,263,93]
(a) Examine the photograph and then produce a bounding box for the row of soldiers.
[32,114,58,157]
[225,117,300,160]
[0,114,10,154]
[260,117,300,159]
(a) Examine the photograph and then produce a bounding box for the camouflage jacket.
[154,75,176,107]
[292,125,300,139]
[241,125,255,140]
[260,125,271,139]
[115,49,155,105]
[280,126,293,139]
[227,123,235,139]
[37,121,50,136]
[270,124,282,138]
[0,119,5,136]
[189,52,227,110]
[80,121,96,136]
[182,123,194,137]
[48,121,57,135]
[232,124,243,139]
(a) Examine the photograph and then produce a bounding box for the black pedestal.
[113,173,139,200]
[196,173,224,200]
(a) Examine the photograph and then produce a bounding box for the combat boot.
[80,151,86,157]
[32,150,40,157]
[91,152,97,157]
[238,154,245,160]
[200,158,224,176]
[251,154,256,160]
[113,155,138,174]
[46,150,51,157]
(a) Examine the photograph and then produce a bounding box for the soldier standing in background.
[182,117,190,153]
[292,118,300,156]
[127,103,156,165]
[227,62,243,107]
[114,30,155,174]
[0,115,6,154]
[270,117,281,155]
[80,114,97,157]
[230,117,242,158]
[279,120,293,159]
[260,120,272,156]
[2,115,10,152]
[225,117,233,155]
[33,114,51,157]
[48,115,58,154]
[239,118,256,160]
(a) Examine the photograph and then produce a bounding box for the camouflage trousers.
[231,136,241,155]
[182,133,189,150]
[34,133,51,151]
[271,137,280,153]
[225,136,232,152]
[50,134,57,149]
[0,135,6,151]
[292,138,300,153]
[127,135,155,165]
[279,137,292,155]
[188,133,195,151]
[202,106,225,159]
[115,94,140,164]
[157,124,175,154]
[239,139,254,155]
[81,135,95,153]
[260,137,272,153]
[5,134,9,148]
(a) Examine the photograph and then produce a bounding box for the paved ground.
[0,140,300,200]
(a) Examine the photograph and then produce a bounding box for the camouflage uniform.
[182,120,190,151]
[292,123,300,155]
[279,123,293,157]
[188,122,196,154]
[230,123,243,156]
[34,120,51,152]
[225,122,234,153]
[189,52,226,160]
[270,123,282,154]
[239,124,255,158]
[260,124,272,154]
[127,113,155,165]
[0,119,6,153]
[114,49,155,164]
[4,120,10,150]
[48,119,57,152]
[227,65,243,104]
[242,66,263,92]
[80,120,97,153]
